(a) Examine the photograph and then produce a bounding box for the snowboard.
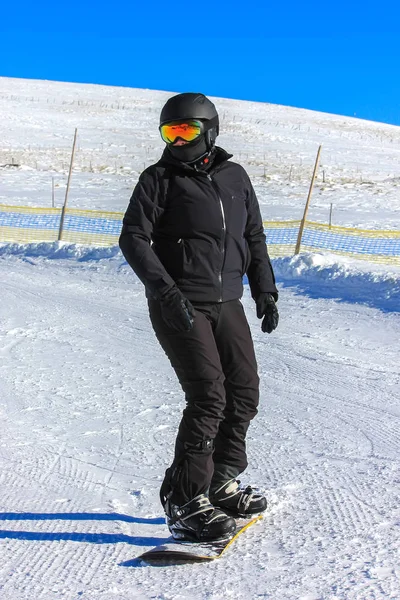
[136,514,263,564]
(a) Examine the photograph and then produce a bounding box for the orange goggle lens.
[160,120,203,144]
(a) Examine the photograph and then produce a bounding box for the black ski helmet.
[160,92,219,151]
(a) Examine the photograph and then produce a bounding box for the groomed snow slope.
[0,78,399,599]
[0,246,399,599]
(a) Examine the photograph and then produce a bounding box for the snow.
[0,77,399,599]
[1,76,400,229]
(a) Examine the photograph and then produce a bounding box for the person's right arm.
[119,169,175,299]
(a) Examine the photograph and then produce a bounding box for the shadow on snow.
[276,278,400,313]
[0,511,167,548]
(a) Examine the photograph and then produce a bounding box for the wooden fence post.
[295,145,322,255]
[58,128,78,241]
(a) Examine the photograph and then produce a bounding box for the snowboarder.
[119,93,279,543]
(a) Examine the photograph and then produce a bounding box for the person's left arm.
[243,171,279,333]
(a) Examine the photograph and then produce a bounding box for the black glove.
[256,293,279,333]
[159,287,195,332]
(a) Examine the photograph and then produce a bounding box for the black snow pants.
[148,298,260,507]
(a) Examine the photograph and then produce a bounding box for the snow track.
[0,250,399,599]
[1,76,400,599]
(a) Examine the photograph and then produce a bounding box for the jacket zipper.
[207,173,226,302]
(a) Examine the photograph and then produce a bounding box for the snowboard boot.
[164,493,236,542]
[209,479,267,517]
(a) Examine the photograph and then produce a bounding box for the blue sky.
[1,1,400,125]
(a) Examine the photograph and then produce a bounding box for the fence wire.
[0,204,399,266]
[263,220,400,265]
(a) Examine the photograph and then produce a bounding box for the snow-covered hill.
[0,78,399,599]
[1,76,400,228]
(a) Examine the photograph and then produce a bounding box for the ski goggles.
[159,120,203,144]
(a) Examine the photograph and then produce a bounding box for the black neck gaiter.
[167,135,208,164]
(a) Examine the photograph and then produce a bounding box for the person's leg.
[148,300,226,506]
[208,300,266,516]
[211,299,260,486]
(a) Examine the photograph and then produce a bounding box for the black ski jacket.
[119,147,278,303]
